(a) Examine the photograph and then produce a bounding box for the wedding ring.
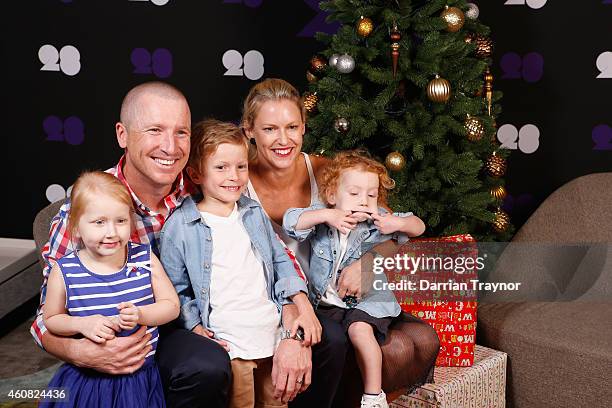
[296,378,303,384]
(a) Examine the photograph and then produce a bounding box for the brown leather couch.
[477,173,612,407]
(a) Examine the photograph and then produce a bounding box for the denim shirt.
[283,203,412,319]
[159,195,308,332]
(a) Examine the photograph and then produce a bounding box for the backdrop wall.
[2,0,610,239]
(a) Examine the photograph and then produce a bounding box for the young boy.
[283,150,425,408]
[159,119,319,408]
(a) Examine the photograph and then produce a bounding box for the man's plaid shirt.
[30,156,196,348]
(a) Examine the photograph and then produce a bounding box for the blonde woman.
[242,78,439,407]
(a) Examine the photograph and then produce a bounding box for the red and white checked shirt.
[30,156,306,348]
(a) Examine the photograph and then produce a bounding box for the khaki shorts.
[230,357,287,408]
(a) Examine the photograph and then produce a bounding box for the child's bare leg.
[347,321,382,394]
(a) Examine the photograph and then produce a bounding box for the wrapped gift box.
[391,234,479,366]
[403,300,477,366]
[390,345,507,408]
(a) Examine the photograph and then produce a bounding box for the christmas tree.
[303,0,513,241]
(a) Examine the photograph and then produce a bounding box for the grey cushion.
[477,172,612,407]
[32,200,64,268]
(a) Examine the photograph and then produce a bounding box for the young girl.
[159,119,319,408]
[41,171,180,408]
[283,150,426,408]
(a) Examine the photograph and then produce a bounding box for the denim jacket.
[160,195,308,332]
[283,203,411,319]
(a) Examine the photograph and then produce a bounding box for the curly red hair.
[319,150,395,207]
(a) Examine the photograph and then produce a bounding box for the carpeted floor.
[0,300,60,407]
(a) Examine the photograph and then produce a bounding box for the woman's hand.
[291,310,322,347]
[117,302,140,331]
[79,314,118,343]
[192,324,230,352]
[324,209,357,234]
[337,256,368,299]
[272,340,312,402]
[289,292,322,346]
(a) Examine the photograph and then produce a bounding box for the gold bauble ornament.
[493,208,510,233]
[440,5,465,33]
[385,151,406,172]
[357,16,374,37]
[303,92,318,114]
[465,115,484,141]
[490,186,507,201]
[427,75,451,103]
[310,55,327,74]
[485,152,507,178]
[306,69,318,83]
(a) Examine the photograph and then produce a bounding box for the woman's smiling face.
[246,99,305,169]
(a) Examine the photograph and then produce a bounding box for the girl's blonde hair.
[188,119,249,172]
[319,150,395,208]
[241,78,306,160]
[68,171,134,240]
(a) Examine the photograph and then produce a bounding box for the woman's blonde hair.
[319,150,395,207]
[68,171,134,240]
[188,119,249,172]
[241,78,306,160]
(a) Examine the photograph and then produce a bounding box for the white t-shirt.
[320,230,350,309]
[201,205,281,360]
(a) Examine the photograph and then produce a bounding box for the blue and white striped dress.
[41,242,165,408]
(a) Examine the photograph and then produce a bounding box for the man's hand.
[78,314,118,344]
[324,209,357,235]
[272,339,312,403]
[72,325,152,375]
[192,324,230,352]
[117,302,139,331]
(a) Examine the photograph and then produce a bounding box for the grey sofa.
[477,173,612,407]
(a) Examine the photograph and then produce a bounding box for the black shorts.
[316,305,393,344]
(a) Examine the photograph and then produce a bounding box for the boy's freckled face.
[197,143,249,205]
[328,168,379,213]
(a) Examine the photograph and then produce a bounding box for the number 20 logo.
[222,50,264,80]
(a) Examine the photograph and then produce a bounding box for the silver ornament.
[465,3,479,19]
[329,54,341,68]
[336,54,355,74]
[334,117,350,133]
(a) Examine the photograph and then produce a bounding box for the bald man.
[32,82,232,407]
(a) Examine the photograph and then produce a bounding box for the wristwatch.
[280,327,305,341]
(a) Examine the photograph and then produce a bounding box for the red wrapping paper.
[392,234,478,366]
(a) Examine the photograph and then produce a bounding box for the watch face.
[295,328,305,340]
